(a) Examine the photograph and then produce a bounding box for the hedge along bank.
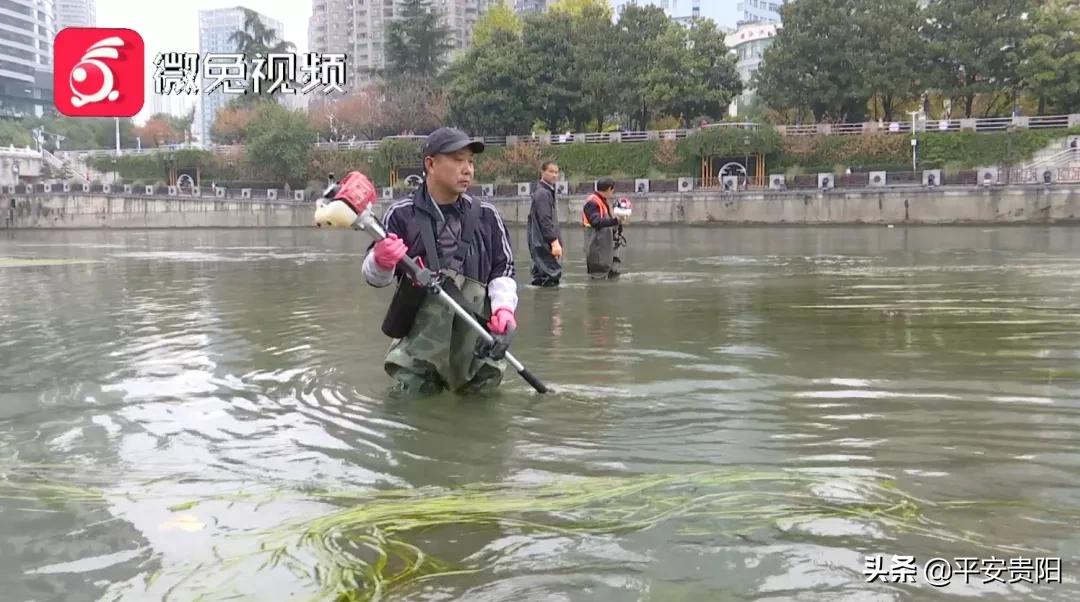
[484,127,1080,181]
[89,126,1080,189]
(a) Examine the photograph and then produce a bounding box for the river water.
[1,226,1079,601]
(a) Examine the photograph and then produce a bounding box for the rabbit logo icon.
[54,28,144,117]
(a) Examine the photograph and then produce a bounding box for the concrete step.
[43,149,92,184]
[1023,135,1080,169]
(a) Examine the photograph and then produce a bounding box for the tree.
[165,107,196,141]
[378,78,449,136]
[0,119,33,147]
[21,116,135,150]
[570,3,625,131]
[440,0,736,135]
[384,0,454,79]
[229,8,297,105]
[446,25,532,135]
[1019,0,1080,115]
[924,0,1036,118]
[210,105,255,144]
[754,0,872,122]
[615,4,673,130]
[671,19,742,126]
[137,116,182,146]
[858,0,925,121]
[549,0,613,19]
[244,103,314,186]
[472,1,522,46]
[309,88,386,141]
[521,10,579,132]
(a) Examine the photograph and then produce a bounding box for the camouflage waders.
[384,269,506,396]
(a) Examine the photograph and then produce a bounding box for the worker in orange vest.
[581,177,627,280]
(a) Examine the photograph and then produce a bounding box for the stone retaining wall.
[5,185,1080,229]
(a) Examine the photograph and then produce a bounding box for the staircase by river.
[1023,135,1080,171]
[42,149,93,184]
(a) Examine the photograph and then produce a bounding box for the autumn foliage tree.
[308,81,447,141]
[135,115,182,146]
[309,87,385,141]
[380,78,449,135]
[477,142,546,182]
[211,105,257,144]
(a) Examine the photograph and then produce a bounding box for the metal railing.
[41,149,91,185]
[11,166,1080,200]
[0,145,42,157]
[1024,147,1079,170]
[58,113,1080,158]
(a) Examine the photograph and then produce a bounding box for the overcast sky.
[96,0,738,57]
[94,0,738,122]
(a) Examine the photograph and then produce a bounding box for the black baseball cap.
[422,127,485,159]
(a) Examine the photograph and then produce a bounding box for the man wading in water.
[357,127,519,396]
[527,161,563,287]
[581,177,627,280]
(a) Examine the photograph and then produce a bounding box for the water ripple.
[3,228,1080,601]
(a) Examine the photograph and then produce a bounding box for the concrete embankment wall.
[4,195,311,229]
[6,186,1080,229]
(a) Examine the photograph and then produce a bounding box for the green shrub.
[679,126,783,162]
[552,142,660,180]
[915,129,1077,169]
[774,133,909,172]
[94,127,1080,187]
[476,143,546,182]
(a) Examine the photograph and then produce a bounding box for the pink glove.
[373,233,408,270]
[487,307,517,335]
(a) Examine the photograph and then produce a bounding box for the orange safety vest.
[582,194,609,227]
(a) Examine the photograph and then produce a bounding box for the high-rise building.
[0,0,56,118]
[673,0,701,26]
[197,6,285,145]
[615,0,679,17]
[309,0,494,90]
[725,21,779,115]
[445,0,494,55]
[55,0,97,30]
[513,0,549,13]
[150,92,193,119]
[737,0,787,24]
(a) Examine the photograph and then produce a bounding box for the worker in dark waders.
[527,161,563,287]
[582,177,627,280]
[358,127,519,397]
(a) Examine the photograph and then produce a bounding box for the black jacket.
[528,181,560,245]
[380,185,515,285]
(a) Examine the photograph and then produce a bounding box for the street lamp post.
[13,161,20,186]
[907,110,921,173]
[1005,124,1017,184]
[743,135,750,189]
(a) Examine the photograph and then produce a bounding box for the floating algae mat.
[0,257,101,268]
[1,464,1072,601]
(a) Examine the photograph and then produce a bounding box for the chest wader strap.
[380,201,485,339]
[424,200,487,319]
[423,199,483,274]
